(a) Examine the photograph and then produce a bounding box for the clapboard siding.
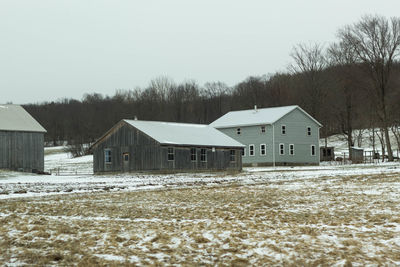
[217,108,320,166]
[0,131,44,172]
[92,122,242,173]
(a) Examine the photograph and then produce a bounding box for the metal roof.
[0,104,47,133]
[210,105,322,128]
[124,120,244,148]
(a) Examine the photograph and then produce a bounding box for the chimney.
[134,116,138,120]
[254,105,258,112]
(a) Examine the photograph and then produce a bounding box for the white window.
[279,143,285,155]
[289,144,295,155]
[311,145,316,156]
[168,147,174,161]
[260,144,266,156]
[190,148,197,161]
[237,128,241,135]
[200,148,207,162]
[249,144,255,156]
[281,125,286,135]
[242,148,246,157]
[230,150,236,162]
[307,126,311,136]
[104,149,112,164]
[261,126,266,133]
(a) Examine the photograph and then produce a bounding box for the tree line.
[24,15,400,160]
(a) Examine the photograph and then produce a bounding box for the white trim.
[167,147,175,161]
[281,125,286,135]
[190,147,197,162]
[260,144,266,156]
[249,144,255,156]
[289,144,295,155]
[200,148,207,162]
[230,150,236,162]
[279,143,285,155]
[104,149,112,164]
[307,126,311,136]
[242,147,246,157]
[236,128,241,135]
[260,125,266,133]
[311,145,316,156]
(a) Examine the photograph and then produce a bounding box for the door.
[122,152,130,172]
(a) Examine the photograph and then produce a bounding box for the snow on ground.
[0,147,399,199]
[1,147,400,265]
[321,128,400,156]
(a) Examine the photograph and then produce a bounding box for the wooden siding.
[0,131,44,172]
[218,108,320,166]
[92,122,242,173]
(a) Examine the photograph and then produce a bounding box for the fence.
[328,150,399,165]
[49,167,93,176]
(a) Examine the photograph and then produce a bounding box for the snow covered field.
[1,148,400,265]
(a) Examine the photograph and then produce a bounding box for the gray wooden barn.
[210,105,322,166]
[0,104,47,172]
[90,120,244,173]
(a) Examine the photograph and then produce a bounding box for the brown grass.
[0,172,400,265]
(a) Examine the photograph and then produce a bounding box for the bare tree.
[290,43,327,117]
[290,42,328,146]
[338,15,400,161]
[328,41,359,159]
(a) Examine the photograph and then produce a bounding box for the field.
[1,149,400,266]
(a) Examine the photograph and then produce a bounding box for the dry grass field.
[1,172,400,266]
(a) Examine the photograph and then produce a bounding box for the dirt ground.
[1,172,400,266]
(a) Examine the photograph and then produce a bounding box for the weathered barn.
[210,105,322,166]
[90,120,244,173]
[0,104,47,172]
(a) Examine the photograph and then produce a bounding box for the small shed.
[0,105,47,172]
[320,147,335,161]
[90,120,245,173]
[350,147,364,164]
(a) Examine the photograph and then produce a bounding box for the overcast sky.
[1,0,400,104]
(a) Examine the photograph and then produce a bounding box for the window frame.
[249,144,255,156]
[200,148,207,162]
[123,152,130,162]
[289,144,295,155]
[279,143,285,155]
[281,125,286,135]
[236,128,241,135]
[242,147,246,157]
[230,150,236,162]
[190,148,197,162]
[167,147,175,161]
[104,149,112,164]
[260,144,266,156]
[311,145,316,156]
[307,126,312,136]
[261,125,266,133]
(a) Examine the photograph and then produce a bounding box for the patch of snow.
[94,254,125,262]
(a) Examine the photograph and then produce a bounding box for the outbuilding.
[90,120,244,173]
[210,105,322,166]
[0,104,47,172]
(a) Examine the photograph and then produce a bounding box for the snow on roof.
[124,120,244,148]
[210,105,322,128]
[0,104,46,133]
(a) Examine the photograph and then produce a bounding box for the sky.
[1,0,400,104]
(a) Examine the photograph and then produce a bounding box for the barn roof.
[210,105,322,128]
[0,104,47,133]
[124,120,245,148]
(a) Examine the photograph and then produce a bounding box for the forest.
[23,15,400,160]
